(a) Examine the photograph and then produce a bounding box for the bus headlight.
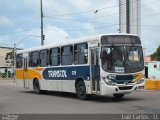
[136,79,144,84]
[107,74,116,80]
[102,76,116,85]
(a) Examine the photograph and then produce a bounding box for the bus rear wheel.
[33,79,41,94]
[76,81,87,100]
[113,94,124,99]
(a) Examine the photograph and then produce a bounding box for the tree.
[150,45,160,61]
[5,52,14,66]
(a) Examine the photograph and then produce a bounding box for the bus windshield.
[101,45,144,73]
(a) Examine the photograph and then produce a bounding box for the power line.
[1,0,160,36]
[0,17,40,36]
[45,0,159,20]
[45,0,160,23]
[44,11,160,29]
[142,12,160,19]
[0,29,27,36]
[13,16,40,27]
[1,13,160,37]
[46,23,160,33]
[45,0,139,17]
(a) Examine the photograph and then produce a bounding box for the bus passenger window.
[30,51,39,67]
[74,43,88,64]
[40,49,48,67]
[50,48,60,66]
[61,45,73,65]
[16,54,23,68]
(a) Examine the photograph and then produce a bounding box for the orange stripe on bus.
[34,68,44,71]
[16,69,43,80]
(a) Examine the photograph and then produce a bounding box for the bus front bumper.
[101,82,145,95]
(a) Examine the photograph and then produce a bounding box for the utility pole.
[13,44,16,81]
[94,10,98,35]
[40,0,44,45]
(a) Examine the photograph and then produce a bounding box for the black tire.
[113,94,124,99]
[76,81,87,100]
[33,79,41,94]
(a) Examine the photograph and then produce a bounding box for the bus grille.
[116,75,133,80]
[118,86,133,90]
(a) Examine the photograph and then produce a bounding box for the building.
[147,61,160,79]
[0,47,14,67]
[0,47,14,78]
[144,56,151,65]
[119,0,141,36]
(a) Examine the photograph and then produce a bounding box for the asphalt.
[0,80,160,114]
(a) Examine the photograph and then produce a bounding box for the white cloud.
[0,25,69,48]
[0,35,13,47]
[141,28,160,55]
[143,0,160,13]
[141,0,160,55]
[0,16,13,27]
[19,26,69,45]
[76,22,96,36]
[69,0,92,11]
[44,26,69,45]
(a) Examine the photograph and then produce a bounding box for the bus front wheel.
[76,81,87,100]
[33,79,41,94]
[113,94,124,99]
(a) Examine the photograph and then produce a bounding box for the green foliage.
[157,46,160,56]
[150,46,160,61]
[5,52,13,60]
[5,52,14,66]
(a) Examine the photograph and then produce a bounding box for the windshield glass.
[101,46,144,73]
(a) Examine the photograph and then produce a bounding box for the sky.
[0,0,160,55]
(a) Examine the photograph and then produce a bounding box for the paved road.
[0,80,160,114]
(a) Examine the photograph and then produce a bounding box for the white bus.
[16,33,145,99]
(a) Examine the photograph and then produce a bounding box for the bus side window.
[30,51,39,67]
[74,43,88,64]
[40,49,48,67]
[61,45,73,65]
[50,47,60,66]
[74,45,78,64]
[16,54,23,68]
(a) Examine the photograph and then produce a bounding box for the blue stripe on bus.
[42,66,90,80]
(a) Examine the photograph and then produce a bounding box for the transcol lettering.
[48,70,67,78]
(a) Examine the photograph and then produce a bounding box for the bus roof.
[16,33,138,54]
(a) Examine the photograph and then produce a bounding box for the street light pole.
[13,44,16,81]
[40,0,44,46]
[94,10,98,35]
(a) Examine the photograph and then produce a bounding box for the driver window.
[128,48,139,61]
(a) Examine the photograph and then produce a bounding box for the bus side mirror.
[100,51,104,59]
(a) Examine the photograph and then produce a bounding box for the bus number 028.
[72,71,76,75]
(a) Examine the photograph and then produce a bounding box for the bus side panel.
[60,80,75,93]
[39,80,58,91]
[16,69,24,88]
[60,80,91,94]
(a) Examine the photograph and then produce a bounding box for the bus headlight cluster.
[136,79,144,84]
[102,75,116,85]
[107,74,116,80]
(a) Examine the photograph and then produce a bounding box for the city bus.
[16,33,145,100]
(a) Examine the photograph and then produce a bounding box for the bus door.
[90,47,100,93]
[23,57,29,88]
